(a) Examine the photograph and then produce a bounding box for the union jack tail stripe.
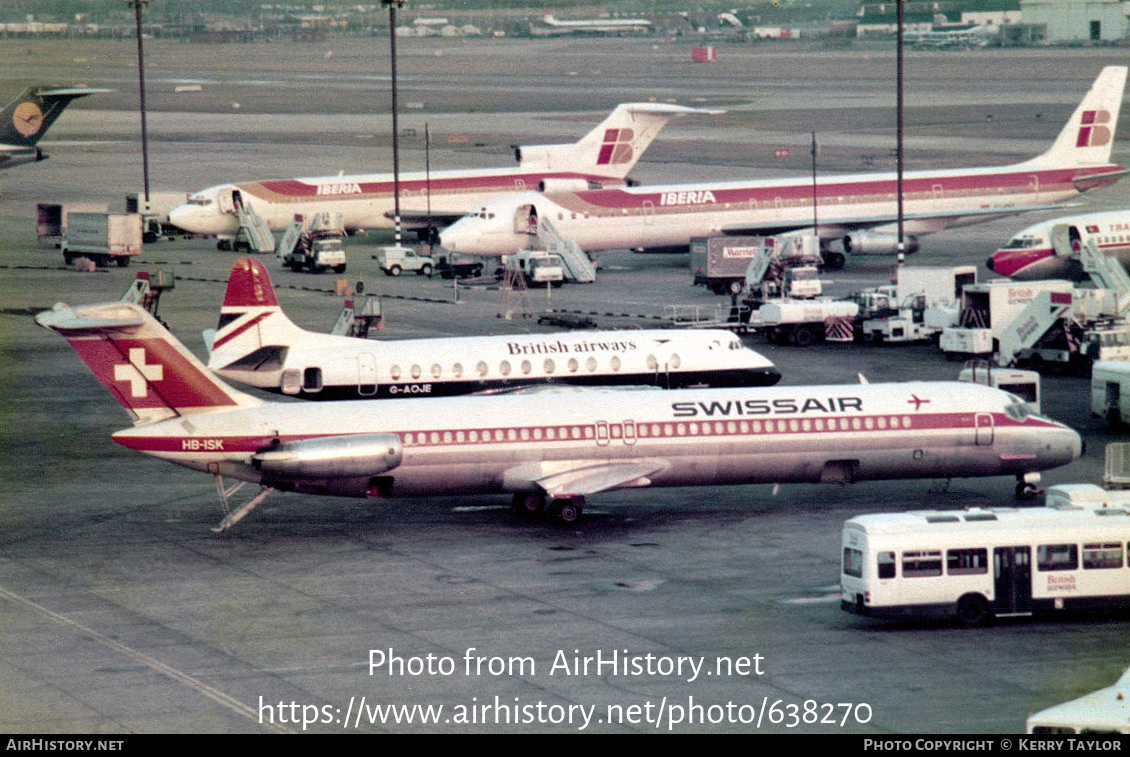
[36,301,261,425]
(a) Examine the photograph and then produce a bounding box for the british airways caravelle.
[38,298,1081,531]
[206,257,781,399]
[987,208,1130,281]
[440,67,1128,270]
[167,103,719,246]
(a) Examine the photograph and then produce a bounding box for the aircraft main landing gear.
[511,492,584,524]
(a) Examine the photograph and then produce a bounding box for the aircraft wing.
[386,207,466,229]
[503,458,670,497]
[719,202,1081,237]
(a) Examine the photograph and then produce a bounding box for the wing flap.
[503,458,670,497]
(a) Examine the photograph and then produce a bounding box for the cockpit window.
[1004,395,1032,422]
[188,195,213,206]
[1001,236,1039,249]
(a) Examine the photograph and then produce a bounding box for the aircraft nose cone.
[985,256,996,272]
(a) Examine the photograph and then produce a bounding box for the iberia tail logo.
[1077,110,1112,148]
[597,128,636,165]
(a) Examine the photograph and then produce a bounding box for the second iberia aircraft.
[440,67,1128,269]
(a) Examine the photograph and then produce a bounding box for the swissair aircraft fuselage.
[38,300,1082,530]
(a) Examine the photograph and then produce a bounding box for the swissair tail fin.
[36,301,262,426]
[1025,66,1127,169]
[208,257,307,373]
[515,103,724,180]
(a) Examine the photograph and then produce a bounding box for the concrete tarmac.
[0,37,1128,734]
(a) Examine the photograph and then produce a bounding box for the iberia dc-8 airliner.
[167,103,720,246]
[440,67,1128,269]
[37,300,1081,531]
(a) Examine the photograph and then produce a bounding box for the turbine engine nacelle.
[252,433,403,479]
[538,178,599,194]
[841,232,920,256]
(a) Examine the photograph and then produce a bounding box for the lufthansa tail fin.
[0,86,109,148]
[1024,66,1127,169]
[36,301,262,426]
[515,103,724,180]
[208,257,307,374]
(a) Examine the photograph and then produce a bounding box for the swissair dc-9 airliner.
[167,103,720,246]
[439,67,1128,269]
[206,258,781,399]
[38,299,1081,530]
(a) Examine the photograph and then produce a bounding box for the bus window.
[878,551,896,579]
[1037,544,1079,571]
[843,548,863,578]
[947,548,988,575]
[1082,543,1124,570]
[902,551,942,577]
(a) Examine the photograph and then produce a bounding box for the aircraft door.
[1050,224,1081,256]
[516,204,537,235]
[217,187,235,215]
[622,420,637,446]
[595,421,610,447]
[1028,174,1040,202]
[357,353,378,396]
[993,546,1032,615]
[975,412,994,445]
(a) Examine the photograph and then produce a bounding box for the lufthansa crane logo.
[13,102,43,138]
[114,348,164,398]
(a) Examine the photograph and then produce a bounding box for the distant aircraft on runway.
[0,85,110,170]
[440,67,1128,270]
[168,103,720,247]
[987,208,1130,281]
[532,11,652,36]
[38,298,1080,530]
[205,257,781,399]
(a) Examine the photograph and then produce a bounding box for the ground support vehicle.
[60,212,142,267]
[375,245,433,277]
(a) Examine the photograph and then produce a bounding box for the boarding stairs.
[1082,239,1130,316]
[995,289,1076,367]
[535,218,597,283]
[234,203,276,254]
[331,294,385,338]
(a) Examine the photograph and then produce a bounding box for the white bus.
[841,501,1130,626]
[1026,666,1130,734]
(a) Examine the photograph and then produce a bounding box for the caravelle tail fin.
[1024,66,1127,169]
[515,103,724,179]
[36,301,262,426]
[208,257,308,374]
[0,86,109,149]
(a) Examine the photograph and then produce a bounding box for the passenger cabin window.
[1082,543,1124,570]
[1037,544,1078,572]
[878,551,896,579]
[902,551,942,578]
[947,548,988,576]
[477,361,488,377]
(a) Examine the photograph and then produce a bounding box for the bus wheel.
[955,594,990,628]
